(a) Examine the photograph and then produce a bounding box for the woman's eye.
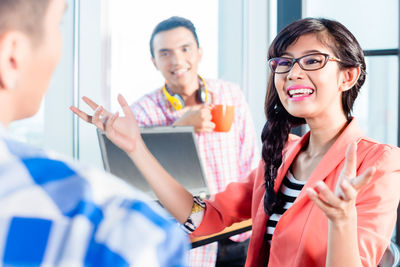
[304,58,322,65]
[278,60,291,66]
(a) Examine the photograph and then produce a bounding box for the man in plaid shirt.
[131,16,259,267]
[0,0,188,266]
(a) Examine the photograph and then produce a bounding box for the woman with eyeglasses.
[72,18,400,267]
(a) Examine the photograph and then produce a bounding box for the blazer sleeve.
[355,144,400,267]
[191,160,264,237]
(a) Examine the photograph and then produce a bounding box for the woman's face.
[273,33,347,122]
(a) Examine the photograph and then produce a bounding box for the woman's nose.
[287,61,305,80]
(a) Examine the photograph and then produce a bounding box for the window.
[304,0,398,50]
[106,0,219,111]
[304,0,399,145]
[354,56,398,145]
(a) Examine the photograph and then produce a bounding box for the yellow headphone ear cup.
[163,85,185,110]
[169,95,184,110]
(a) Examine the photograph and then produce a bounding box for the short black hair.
[149,16,199,58]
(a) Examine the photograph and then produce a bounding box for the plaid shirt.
[131,79,259,267]
[0,125,188,267]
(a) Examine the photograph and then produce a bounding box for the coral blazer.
[191,119,400,267]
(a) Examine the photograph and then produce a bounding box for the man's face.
[151,27,202,93]
[15,0,66,119]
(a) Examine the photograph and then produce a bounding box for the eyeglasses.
[268,53,342,74]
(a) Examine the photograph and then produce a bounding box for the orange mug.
[211,104,235,132]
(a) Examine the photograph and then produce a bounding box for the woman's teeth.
[288,88,314,97]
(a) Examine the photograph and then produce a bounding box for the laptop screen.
[97,126,209,200]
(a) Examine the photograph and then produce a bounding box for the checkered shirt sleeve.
[0,128,189,267]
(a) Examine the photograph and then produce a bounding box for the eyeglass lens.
[270,53,328,73]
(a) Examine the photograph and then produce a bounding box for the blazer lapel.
[295,118,365,202]
[273,133,311,192]
[269,119,365,246]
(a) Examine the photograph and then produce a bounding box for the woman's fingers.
[69,106,92,123]
[337,167,375,202]
[105,111,119,135]
[350,167,376,191]
[118,94,134,118]
[70,97,113,126]
[317,167,375,205]
[336,142,358,198]
[82,96,99,111]
[308,144,377,222]
[338,179,357,201]
[105,111,137,154]
[92,106,107,131]
[315,181,342,207]
[306,187,332,212]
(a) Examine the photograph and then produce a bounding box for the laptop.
[97,126,209,200]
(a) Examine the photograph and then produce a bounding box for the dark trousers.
[216,238,250,267]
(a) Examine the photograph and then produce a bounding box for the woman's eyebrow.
[281,49,323,57]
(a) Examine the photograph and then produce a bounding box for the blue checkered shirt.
[0,125,188,266]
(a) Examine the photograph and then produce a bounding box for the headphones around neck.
[162,75,209,110]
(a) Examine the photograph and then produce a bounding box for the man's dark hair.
[149,16,199,58]
[0,0,51,44]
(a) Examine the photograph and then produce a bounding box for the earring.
[274,104,281,114]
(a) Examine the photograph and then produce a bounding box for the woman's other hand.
[306,142,376,224]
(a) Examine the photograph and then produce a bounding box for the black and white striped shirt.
[266,170,306,242]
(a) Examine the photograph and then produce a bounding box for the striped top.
[266,170,306,242]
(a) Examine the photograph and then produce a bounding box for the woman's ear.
[0,31,30,91]
[340,66,361,92]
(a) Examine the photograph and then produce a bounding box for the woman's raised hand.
[306,142,376,223]
[70,96,111,131]
[70,94,141,154]
[103,95,141,154]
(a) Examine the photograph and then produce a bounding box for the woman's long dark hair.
[262,18,366,215]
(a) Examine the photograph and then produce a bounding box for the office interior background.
[9,0,399,244]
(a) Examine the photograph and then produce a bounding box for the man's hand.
[173,105,215,133]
